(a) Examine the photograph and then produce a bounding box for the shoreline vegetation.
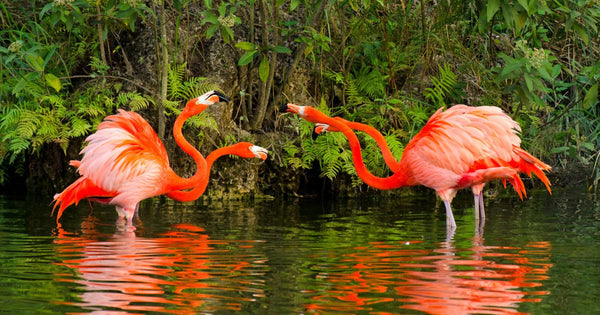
[1,1,599,200]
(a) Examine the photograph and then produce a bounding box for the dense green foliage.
[0,0,599,192]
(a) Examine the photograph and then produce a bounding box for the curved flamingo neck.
[167,145,238,202]
[312,110,410,190]
[341,118,401,172]
[168,107,208,191]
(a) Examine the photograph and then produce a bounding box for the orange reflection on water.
[53,217,267,313]
[305,234,552,314]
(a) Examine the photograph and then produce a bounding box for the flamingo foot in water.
[443,200,457,228]
[479,193,485,219]
[474,194,480,222]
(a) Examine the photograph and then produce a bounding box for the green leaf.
[524,73,533,91]
[235,41,255,51]
[551,64,561,78]
[517,0,529,13]
[290,0,300,11]
[272,45,292,54]
[221,26,234,43]
[499,60,523,78]
[537,66,553,81]
[206,24,219,39]
[45,73,62,92]
[13,78,28,95]
[24,53,44,72]
[550,146,569,154]
[582,84,598,110]
[201,15,219,25]
[515,11,528,33]
[487,0,500,22]
[259,56,269,82]
[572,23,589,45]
[582,142,595,151]
[238,50,257,66]
[40,3,54,19]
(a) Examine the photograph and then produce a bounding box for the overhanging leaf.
[582,83,598,110]
[487,0,500,22]
[235,41,256,51]
[24,53,44,72]
[238,50,258,66]
[259,56,269,82]
[572,23,589,45]
[272,45,292,54]
[45,73,62,92]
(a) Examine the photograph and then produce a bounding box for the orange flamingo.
[53,91,230,225]
[314,116,550,221]
[287,104,551,228]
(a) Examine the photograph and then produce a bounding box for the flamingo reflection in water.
[53,217,267,313]
[304,226,552,314]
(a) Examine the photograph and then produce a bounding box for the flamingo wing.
[76,109,170,193]
[403,105,521,190]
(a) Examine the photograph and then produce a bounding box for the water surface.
[0,187,598,314]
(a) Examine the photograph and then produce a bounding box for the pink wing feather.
[76,109,170,195]
[402,105,525,190]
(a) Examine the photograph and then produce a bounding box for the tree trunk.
[158,0,168,139]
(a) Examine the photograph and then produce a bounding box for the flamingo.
[287,104,551,228]
[313,116,551,221]
[53,91,229,225]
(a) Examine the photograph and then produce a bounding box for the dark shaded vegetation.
[0,0,599,198]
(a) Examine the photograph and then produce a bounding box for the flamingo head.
[286,103,329,124]
[250,145,269,160]
[184,90,229,114]
[233,142,269,160]
[316,123,342,134]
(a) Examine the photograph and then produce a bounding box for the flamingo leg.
[443,200,456,228]
[115,206,125,219]
[479,193,485,219]
[123,207,136,226]
[474,194,480,222]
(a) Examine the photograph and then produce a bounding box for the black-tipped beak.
[211,91,229,103]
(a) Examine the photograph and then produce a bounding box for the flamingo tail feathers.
[513,146,552,194]
[52,177,113,222]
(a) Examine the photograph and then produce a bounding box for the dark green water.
[0,186,599,314]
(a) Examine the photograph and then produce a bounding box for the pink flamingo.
[287,104,551,228]
[53,91,233,225]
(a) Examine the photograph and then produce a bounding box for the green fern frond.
[69,116,91,137]
[186,112,218,131]
[7,137,30,156]
[424,63,457,107]
[0,107,23,131]
[354,66,386,98]
[323,158,343,180]
[345,78,363,107]
[167,63,187,100]
[322,70,344,84]
[384,133,404,161]
[163,99,182,115]
[129,94,152,111]
[42,95,64,107]
[16,110,41,138]
[180,78,216,101]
